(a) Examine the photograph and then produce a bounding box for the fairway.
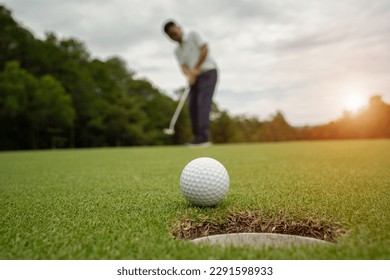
[0,140,389,259]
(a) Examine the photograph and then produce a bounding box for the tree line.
[1,5,182,149]
[210,95,390,143]
[1,5,389,150]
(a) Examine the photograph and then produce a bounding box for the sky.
[3,0,390,126]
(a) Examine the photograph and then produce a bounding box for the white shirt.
[174,31,217,72]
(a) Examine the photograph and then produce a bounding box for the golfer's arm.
[194,44,208,70]
[180,45,208,75]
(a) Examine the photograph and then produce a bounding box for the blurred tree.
[234,116,265,142]
[0,61,38,149]
[0,61,74,149]
[32,75,75,148]
[264,111,297,141]
[211,111,237,143]
[0,5,36,70]
[0,61,36,117]
[358,95,390,138]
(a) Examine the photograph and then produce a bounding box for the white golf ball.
[180,157,229,207]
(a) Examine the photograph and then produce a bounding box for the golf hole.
[190,233,330,247]
[172,210,346,247]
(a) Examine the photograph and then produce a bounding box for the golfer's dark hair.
[163,20,177,34]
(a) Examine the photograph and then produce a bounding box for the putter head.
[163,128,175,135]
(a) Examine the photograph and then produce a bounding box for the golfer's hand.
[188,74,196,85]
[192,67,201,77]
[188,69,200,85]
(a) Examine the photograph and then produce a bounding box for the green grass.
[0,140,389,259]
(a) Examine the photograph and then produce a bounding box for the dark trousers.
[188,69,218,142]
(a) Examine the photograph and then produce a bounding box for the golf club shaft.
[168,87,190,130]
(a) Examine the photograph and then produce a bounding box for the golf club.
[163,87,190,135]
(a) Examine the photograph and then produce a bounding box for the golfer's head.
[163,20,182,43]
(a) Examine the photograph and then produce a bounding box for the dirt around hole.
[172,210,346,242]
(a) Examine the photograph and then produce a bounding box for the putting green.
[0,140,389,259]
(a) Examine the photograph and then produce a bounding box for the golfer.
[163,20,218,146]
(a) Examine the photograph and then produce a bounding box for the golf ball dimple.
[180,157,229,207]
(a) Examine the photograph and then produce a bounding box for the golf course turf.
[0,140,389,259]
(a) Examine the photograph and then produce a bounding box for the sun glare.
[343,94,366,113]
